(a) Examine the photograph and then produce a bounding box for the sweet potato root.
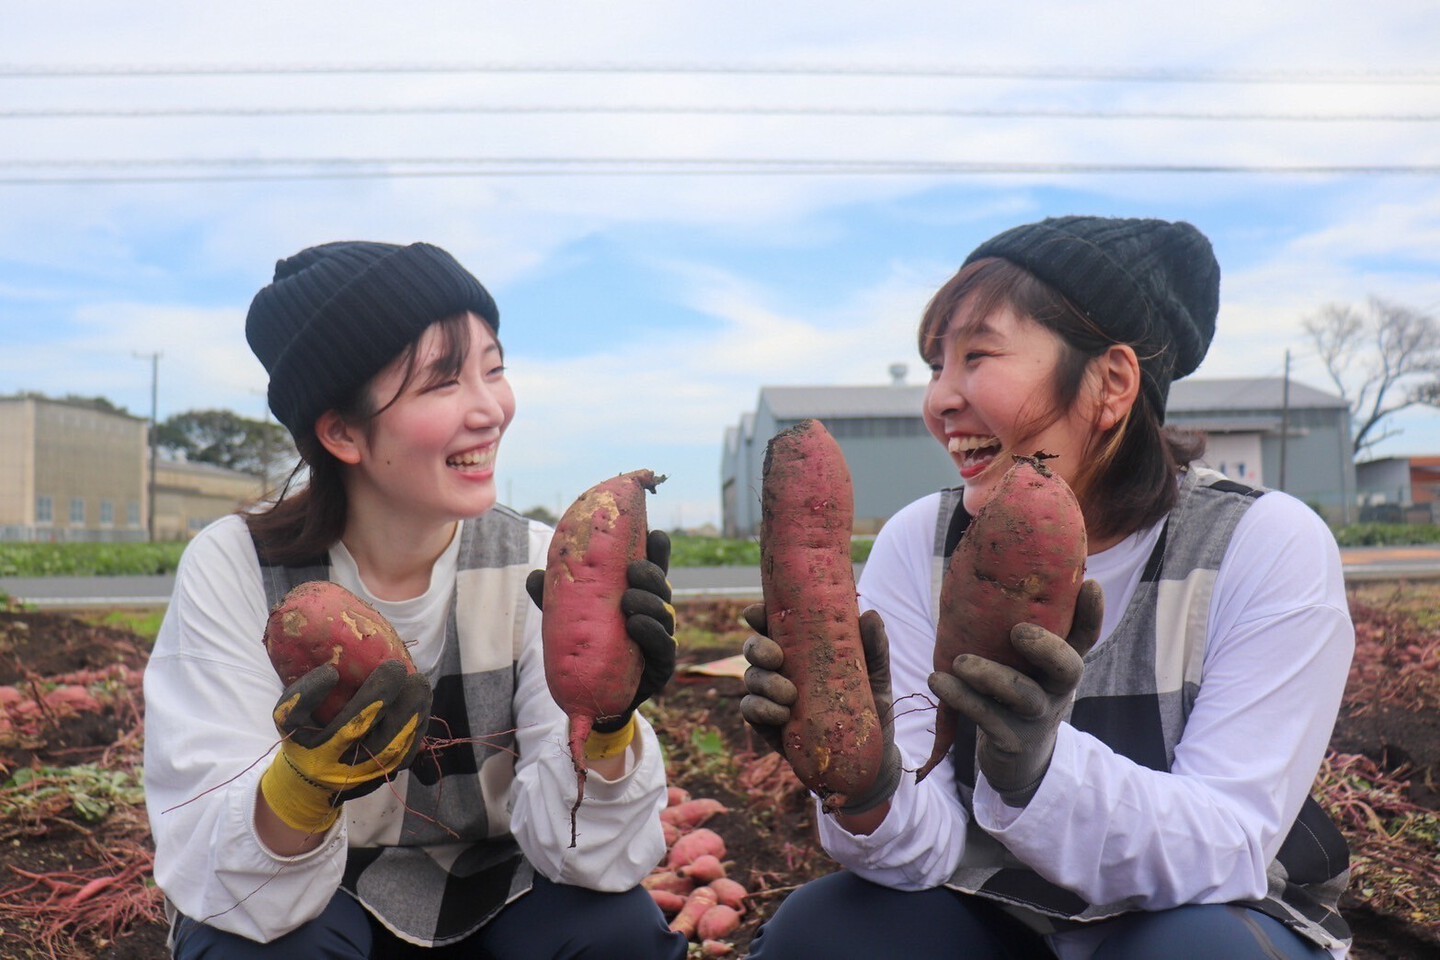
[916,453,1087,781]
[759,419,883,809]
[542,468,665,844]
[263,580,415,724]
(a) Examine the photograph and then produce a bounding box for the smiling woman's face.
[923,305,1104,518]
[346,312,516,526]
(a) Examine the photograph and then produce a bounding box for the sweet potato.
[706,877,749,912]
[666,827,726,870]
[678,853,727,883]
[648,889,688,915]
[660,797,729,831]
[668,887,719,938]
[916,453,1087,781]
[697,904,744,941]
[641,870,694,896]
[263,580,415,724]
[759,419,883,809]
[542,468,665,844]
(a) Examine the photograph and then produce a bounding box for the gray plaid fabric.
[256,507,536,946]
[933,468,1351,952]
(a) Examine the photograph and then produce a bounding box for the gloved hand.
[928,579,1104,807]
[260,660,433,833]
[526,529,677,744]
[739,605,902,816]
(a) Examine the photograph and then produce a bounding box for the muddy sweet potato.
[916,453,1087,781]
[542,468,665,843]
[759,419,883,810]
[264,580,416,724]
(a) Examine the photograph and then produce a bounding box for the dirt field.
[1,586,1437,959]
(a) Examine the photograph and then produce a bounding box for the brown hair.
[244,313,484,565]
[919,258,1204,543]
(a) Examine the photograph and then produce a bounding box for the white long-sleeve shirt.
[143,513,668,943]
[818,488,1353,959]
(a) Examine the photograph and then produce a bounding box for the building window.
[101,500,114,526]
[128,501,141,527]
[70,498,86,525]
[36,495,53,524]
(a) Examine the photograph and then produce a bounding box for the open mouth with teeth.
[446,447,496,472]
[948,435,1003,473]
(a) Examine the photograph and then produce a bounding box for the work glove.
[527,530,677,755]
[928,579,1104,807]
[739,604,902,816]
[259,660,433,833]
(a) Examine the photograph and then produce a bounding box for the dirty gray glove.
[928,579,1104,807]
[740,604,902,816]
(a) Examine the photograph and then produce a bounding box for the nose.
[463,381,506,429]
[925,361,965,420]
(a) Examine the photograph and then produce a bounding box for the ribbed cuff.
[260,754,341,833]
[584,714,638,761]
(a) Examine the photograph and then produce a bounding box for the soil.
[1,591,1437,959]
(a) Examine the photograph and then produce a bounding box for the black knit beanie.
[963,215,1219,416]
[245,241,499,439]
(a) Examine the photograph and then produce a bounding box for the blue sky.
[3,2,1439,529]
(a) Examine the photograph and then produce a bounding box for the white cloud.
[5,1,1440,525]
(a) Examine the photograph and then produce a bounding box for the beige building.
[1,395,265,542]
[154,458,266,540]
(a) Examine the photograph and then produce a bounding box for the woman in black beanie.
[143,241,688,959]
[741,217,1355,959]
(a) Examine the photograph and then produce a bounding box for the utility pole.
[1278,350,1291,493]
[135,352,161,541]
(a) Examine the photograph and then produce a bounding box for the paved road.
[0,566,774,609]
[3,549,1439,609]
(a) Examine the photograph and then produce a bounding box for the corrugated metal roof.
[1168,377,1345,411]
[759,384,927,418]
[1168,416,1284,433]
[751,377,1344,422]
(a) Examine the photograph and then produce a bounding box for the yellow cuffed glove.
[260,659,432,833]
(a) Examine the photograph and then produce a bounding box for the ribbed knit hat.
[963,215,1219,415]
[245,241,499,438]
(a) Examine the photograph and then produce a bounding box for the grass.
[0,534,878,576]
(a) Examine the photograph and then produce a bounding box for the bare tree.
[1303,296,1440,458]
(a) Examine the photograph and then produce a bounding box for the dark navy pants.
[170,874,688,959]
[745,872,1331,960]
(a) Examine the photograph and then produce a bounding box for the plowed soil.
[1,588,1437,959]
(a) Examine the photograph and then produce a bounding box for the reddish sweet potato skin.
[542,468,665,841]
[759,419,883,809]
[917,453,1087,781]
[264,580,415,724]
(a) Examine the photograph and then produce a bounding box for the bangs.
[918,259,1036,362]
[368,312,483,419]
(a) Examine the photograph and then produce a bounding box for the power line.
[1,158,1438,185]
[4,103,1437,122]
[3,62,1439,85]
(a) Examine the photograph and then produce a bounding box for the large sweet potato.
[543,468,665,842]
[263,580,416,725]
[759,419,883,810]
[916,453,1087,781]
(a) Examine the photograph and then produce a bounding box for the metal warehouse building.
[721,375,1355,538]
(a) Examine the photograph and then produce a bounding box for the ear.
[1093,344,1141,432]
[314,410,364,465]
